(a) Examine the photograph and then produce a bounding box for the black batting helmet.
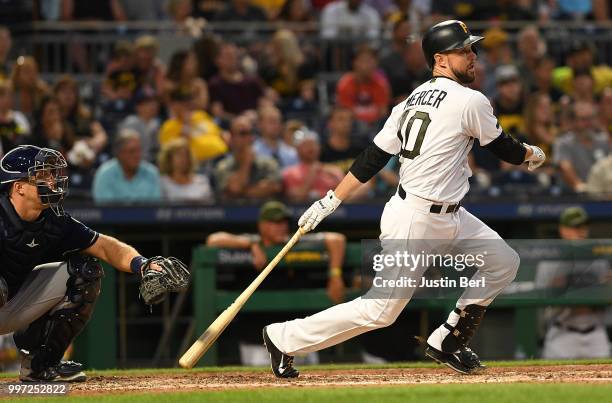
[421,20,484,68]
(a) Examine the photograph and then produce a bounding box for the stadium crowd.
[0,0,610,205]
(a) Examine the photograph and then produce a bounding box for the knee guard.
[441,304,486,353]
[14,254,103,372]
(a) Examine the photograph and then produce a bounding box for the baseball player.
[262,20,546,377]
[0,145,189,382]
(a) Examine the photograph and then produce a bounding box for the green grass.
[8,384,612,403]
[0,358,610,378]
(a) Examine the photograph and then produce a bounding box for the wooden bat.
[179,227,306,368]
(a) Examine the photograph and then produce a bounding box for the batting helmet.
[421,20,484,68]
[0,145,69,215]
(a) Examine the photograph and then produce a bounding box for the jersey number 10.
[396,110,431,159]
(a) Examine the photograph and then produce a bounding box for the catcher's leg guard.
[14,254,103,373]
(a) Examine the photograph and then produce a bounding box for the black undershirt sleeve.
[349,143,394,183]
[483,131,527,165]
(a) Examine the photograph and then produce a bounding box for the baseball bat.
[179,227,306,369]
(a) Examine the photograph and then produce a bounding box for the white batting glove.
[298,190,342,232]
[523,143,546,171]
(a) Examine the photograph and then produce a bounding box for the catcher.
[0,145,190,382]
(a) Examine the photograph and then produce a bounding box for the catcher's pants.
[542,325,611,359]
[0,262,69,335]
[267,193,520,355]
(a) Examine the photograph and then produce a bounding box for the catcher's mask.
[0,145,69,216]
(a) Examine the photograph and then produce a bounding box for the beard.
[451,65,475,84]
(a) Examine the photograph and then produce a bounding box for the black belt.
[397,185,461,214]
[553,321,597,334]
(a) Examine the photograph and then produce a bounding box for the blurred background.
[0,0,610,370]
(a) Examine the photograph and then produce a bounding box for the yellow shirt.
[159,111,228,162]
[251,0,285,15]
[552,65,612,95]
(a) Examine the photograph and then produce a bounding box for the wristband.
[329,267,343,278]
[130,256,148,274]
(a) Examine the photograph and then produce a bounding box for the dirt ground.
[62,364,612,395]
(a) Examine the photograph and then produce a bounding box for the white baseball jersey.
[373,77,502,203]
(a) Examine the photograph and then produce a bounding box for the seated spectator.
[53,75,107,156]
[208,42,265,121]
[553,101,609,192]
[535,207,610,359]
[378,17,412,103]
[10,56,50,125]
[31,96,75,155]
[133,35,166,94]
[61,0,127,21]
[375,155,399,198]
[159,87,228,165]
[206,200,347,365]
[100,41,137,130]
[524,92,558,160]
[283,127,343,202]
[158,138,214,203]
[336,45,390,127]
[164,50,209,111]
[118,87,161,163]
[479,27,513,98]
[0,80,30,155]
[120,0,167,20]
[320,0,381,40]
[92,129,161,203]
[600,86,612,135]
[531,55,564,103]
[587,154,612,198]
[277,0,314,23]
[571,68,596,104]
[214,114,281,199]
[213,0,267,21]
[515,25,547,91]
[0,26,11,81]
[254,105,297,168]
[553,40,612,97]
[320,106,365,173]
[493,65,526,139]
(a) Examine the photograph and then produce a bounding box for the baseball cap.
[482,27,508,50]
[559,207,589,227]
[495,65,519,85]
[293,127,319,146]
[135,35,159,51]
[259,201,290,222]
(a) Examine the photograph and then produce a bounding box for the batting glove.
[299,190,342,232]
[523,143,546,171]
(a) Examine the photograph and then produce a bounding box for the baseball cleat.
[424,344,486,374]
[20,354,86,382]
[262,326,299,378]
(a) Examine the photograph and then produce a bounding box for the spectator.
[536,207,610,359]
[587,154,612,198]
[524,92,558,160]
[133,35,166,94]
[251,0,286,19]
[364,0,397,19]
[0,80,30,156]
[100,41,137,131]
[92,129,162,203]
[571,68,596,104]
[119,0,167,20]
[549,0,593,20]
[61,0,127,20]
[206,200,347,365]
[254,105,298,169]
[31,97,75,156]
[493,65,526,139]
[479,27,513,98]
[159,87,228,164]
[378,17,413,103]
[599,86,612,135]
[164,49,209,111]
[118,87,161,163]
[208,42,265,120]
[167,0,193,22]
[0,26,11,81]
[158,138,214,203]
[553,40,612,97]
[553,101,609,192]
[336,45,390,127]
[192,0,225,20]
[531,55,564,103]
[283,127,343,202]
[375,155,400,198]
[10,56,50,125]
[283,118,305,146]
[320,106,364,174]
[213,0,267,21]
[277,0,314,23]
[320,0,381,40]
[53,75,108,155]
[515,25,547,91]
[214,114,281,199]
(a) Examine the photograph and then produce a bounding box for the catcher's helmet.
[0,145,68,215]
[421,20,484,68]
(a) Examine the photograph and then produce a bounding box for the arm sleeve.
[60,215,100,255]
[483,131,527,165]
[349,143,394,183]
[372,102,405,154]
[462,91,503,146]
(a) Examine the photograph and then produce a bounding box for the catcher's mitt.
[139,256,190,305]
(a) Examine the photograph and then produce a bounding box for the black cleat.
[262,326,299,378]
[20,354,86,382]
[425,344,486,375]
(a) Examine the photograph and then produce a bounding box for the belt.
[553,321,597,334]
[397,185,461,214]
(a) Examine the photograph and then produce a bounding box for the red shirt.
[283,163,344,200]
[336,71,390,124]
